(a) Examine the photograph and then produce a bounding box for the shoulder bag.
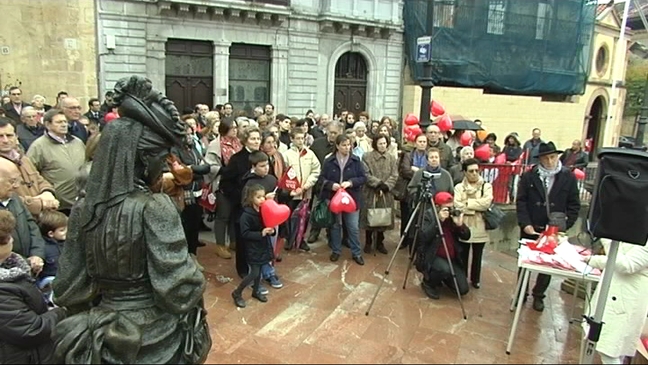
[481,183,504,230]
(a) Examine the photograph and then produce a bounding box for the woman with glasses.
[453,158,493,289]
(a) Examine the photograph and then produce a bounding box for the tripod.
[365,194,468,320]
[581,240,620,364]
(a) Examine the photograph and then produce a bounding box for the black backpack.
[588,148,648,246]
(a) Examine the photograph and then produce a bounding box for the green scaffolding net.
[404,0,597,96]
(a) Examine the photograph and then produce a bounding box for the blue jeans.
[329,210,362,257]
[261,228,278,280]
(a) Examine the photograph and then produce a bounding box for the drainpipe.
[635,74,648,147]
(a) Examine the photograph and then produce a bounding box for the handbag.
[197,182,217,212]
[311,198,335,229]
[367,192,392,228]
[181,301,212,364]
[481,183,504,230]
[392,176,408,201]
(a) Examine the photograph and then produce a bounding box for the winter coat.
[516,166,581,233]
[0,253,66,364]
[282,146,321,200]
[220,147,252,213]
[241,171,291,203]
[448,164,464,186]
[360,150,398,230]
[203,136,224,192]
[522,138,544,165]
[396,149,427,201]
[15,123,45,152]
[427,139,455,170]
[560,149,589,169]
[2,194,45,260]
[415,209,471,273]
[319,153,367,210]
[310,137,335,165]
[239,206,274,265]
[0,153,55,216]
[40,237,62,279]
[454,178,493,243]
[588,240,648,358]
[27,133,86,211]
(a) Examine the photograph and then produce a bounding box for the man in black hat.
[515,141,581,311]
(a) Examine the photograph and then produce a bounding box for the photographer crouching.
[415,192,471,300]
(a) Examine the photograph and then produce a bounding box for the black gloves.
[191,164,211,175]
[378,182,390,192]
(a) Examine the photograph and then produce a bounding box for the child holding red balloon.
[232,184,275,308]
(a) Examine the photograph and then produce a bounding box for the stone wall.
[0,0,98,106]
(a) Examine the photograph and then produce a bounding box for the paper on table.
[553,242,595,275]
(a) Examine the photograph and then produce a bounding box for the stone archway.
[584,95,607,153]
[333,52,368,118]
[327,42,378,118]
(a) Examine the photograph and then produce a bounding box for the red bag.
[329,188,356,214]
[197,183,217,212]
[278,166,301,191]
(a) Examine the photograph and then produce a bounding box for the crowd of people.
[0,83,646,365]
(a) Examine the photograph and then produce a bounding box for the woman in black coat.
[219,127,262,278]
[0,210,66,364]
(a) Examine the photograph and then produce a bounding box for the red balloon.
[459,131,472,146]
[260,199,291,228]
[437,115,452,132]
[474,144,491,161]
[404,113,419,126]
[404,124,422,142]
[430,100,445,117]
[329,189,357,214]
[573,168,586,181]
[494,153,506,164]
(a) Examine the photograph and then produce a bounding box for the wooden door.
[333,52,367,118]
[165,39,214,112]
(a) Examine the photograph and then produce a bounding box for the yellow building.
[0,0,98,106]
[402,6,631,152]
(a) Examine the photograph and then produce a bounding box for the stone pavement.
[197,228,586,364]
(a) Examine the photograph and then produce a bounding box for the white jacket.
[588,239,648,357]
[282,146,321,200]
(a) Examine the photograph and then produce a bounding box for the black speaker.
[588,148,648,246]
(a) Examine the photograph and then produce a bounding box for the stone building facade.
[96,0,404,118]
[0,0,98,106]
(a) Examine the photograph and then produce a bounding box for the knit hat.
[434,192,454,206]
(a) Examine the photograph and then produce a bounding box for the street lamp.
[417,2,435,129]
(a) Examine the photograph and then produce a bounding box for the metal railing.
[478,164,596,205]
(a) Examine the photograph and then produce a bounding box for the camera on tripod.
[417,170,442,201]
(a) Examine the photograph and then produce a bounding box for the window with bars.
[487,0,506,35]
[536,1,554,40]
[433,0,456,28]
[228,44,271,116]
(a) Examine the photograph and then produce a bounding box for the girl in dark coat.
[231,184,275,309]
[0,210,66,364]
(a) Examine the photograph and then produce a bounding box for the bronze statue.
[52,76,211,364]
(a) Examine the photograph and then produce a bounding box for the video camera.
[417,170,442,201]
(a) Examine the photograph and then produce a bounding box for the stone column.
[271,46,289,113]
[146,36,167,91]
[213,41,232,107]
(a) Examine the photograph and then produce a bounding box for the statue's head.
[110,76,188,186]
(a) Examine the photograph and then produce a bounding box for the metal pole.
[418,1,435,129]
[604,0,630,146]
[635,74,648,147]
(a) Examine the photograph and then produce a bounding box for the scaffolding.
[404,0,598,95]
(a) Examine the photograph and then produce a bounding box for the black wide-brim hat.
[537,141,563,157]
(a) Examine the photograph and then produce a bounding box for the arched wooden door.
[334,52,367,118]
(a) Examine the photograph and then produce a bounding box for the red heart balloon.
[459,131,472,146]
[260,199,291,228]
[474,144,491,161]
[573,168,585,181]
[494,153,506,164]
[404,124,422,142]
[404,113,419,126]
[430,100,445,117]
[437,115,452,132]
[329,188,357,214]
